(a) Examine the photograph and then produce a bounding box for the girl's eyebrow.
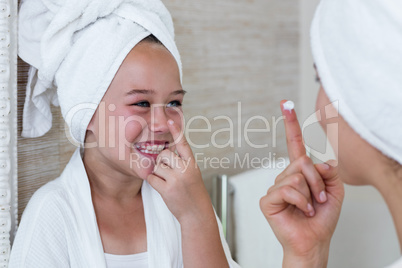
[126,89,187,96]
[126,89,155,95]
[171,89,187,96]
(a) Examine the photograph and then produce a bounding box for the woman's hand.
[260,100,344,268]
[147,119,228,268]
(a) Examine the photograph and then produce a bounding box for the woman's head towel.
[311,0,402,165]
[18,0,182,144]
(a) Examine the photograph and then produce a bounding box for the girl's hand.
[147,120,229,268]
[146,119,214,225]
[259,100,344,268]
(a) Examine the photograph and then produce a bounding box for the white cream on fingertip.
[283,100,295,112]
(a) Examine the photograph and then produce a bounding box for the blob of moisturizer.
[283,100,294,112]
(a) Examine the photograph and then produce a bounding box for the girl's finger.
[146,173,167,194]
[167,119,193,161]
[157,149,182,169]
[153,162,174,181]
[275,155,327,203]
[260,185,315,218]
[280,100,306,162]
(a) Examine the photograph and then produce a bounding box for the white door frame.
[0,0,18,266]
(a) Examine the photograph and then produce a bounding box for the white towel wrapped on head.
[311,0,402,165]
[18,0,182,144]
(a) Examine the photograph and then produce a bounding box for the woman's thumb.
[315,160,338,181]
[315,160,344,201]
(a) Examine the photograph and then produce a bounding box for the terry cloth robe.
[9,149,240,268]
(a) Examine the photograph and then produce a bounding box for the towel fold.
[18,0,182,144]
[311,0,402,165]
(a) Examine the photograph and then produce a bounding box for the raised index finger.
[280,100,306,162]
[167,119,193,161]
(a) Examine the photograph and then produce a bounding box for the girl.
[11,0,238,267]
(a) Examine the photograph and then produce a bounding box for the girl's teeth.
[135,143,166,155]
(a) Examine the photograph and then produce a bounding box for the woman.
[11,0,238,267]
[260,0,402,267]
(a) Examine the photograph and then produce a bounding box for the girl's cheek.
[124,119,147,142]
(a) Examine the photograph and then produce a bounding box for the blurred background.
[15,0,399,267]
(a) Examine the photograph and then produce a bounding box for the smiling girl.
[11,0,238,267]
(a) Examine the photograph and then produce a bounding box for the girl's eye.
[167,100,182,107]
[133,101,150,107]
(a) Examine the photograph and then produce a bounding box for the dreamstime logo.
[63,101,339,168]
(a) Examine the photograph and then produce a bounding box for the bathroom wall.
[166,0,300,193]
[17,0,300,220]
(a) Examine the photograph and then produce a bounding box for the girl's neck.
[83,148,143,206]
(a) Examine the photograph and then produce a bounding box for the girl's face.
[87,41,184,180]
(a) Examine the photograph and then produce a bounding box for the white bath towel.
[18,0,182,144]
[311,0,402,165]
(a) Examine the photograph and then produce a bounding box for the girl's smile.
[134,140,170,161]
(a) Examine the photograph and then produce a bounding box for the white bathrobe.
[9,149,239,268]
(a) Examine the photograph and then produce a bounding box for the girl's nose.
[149,105,169,133]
